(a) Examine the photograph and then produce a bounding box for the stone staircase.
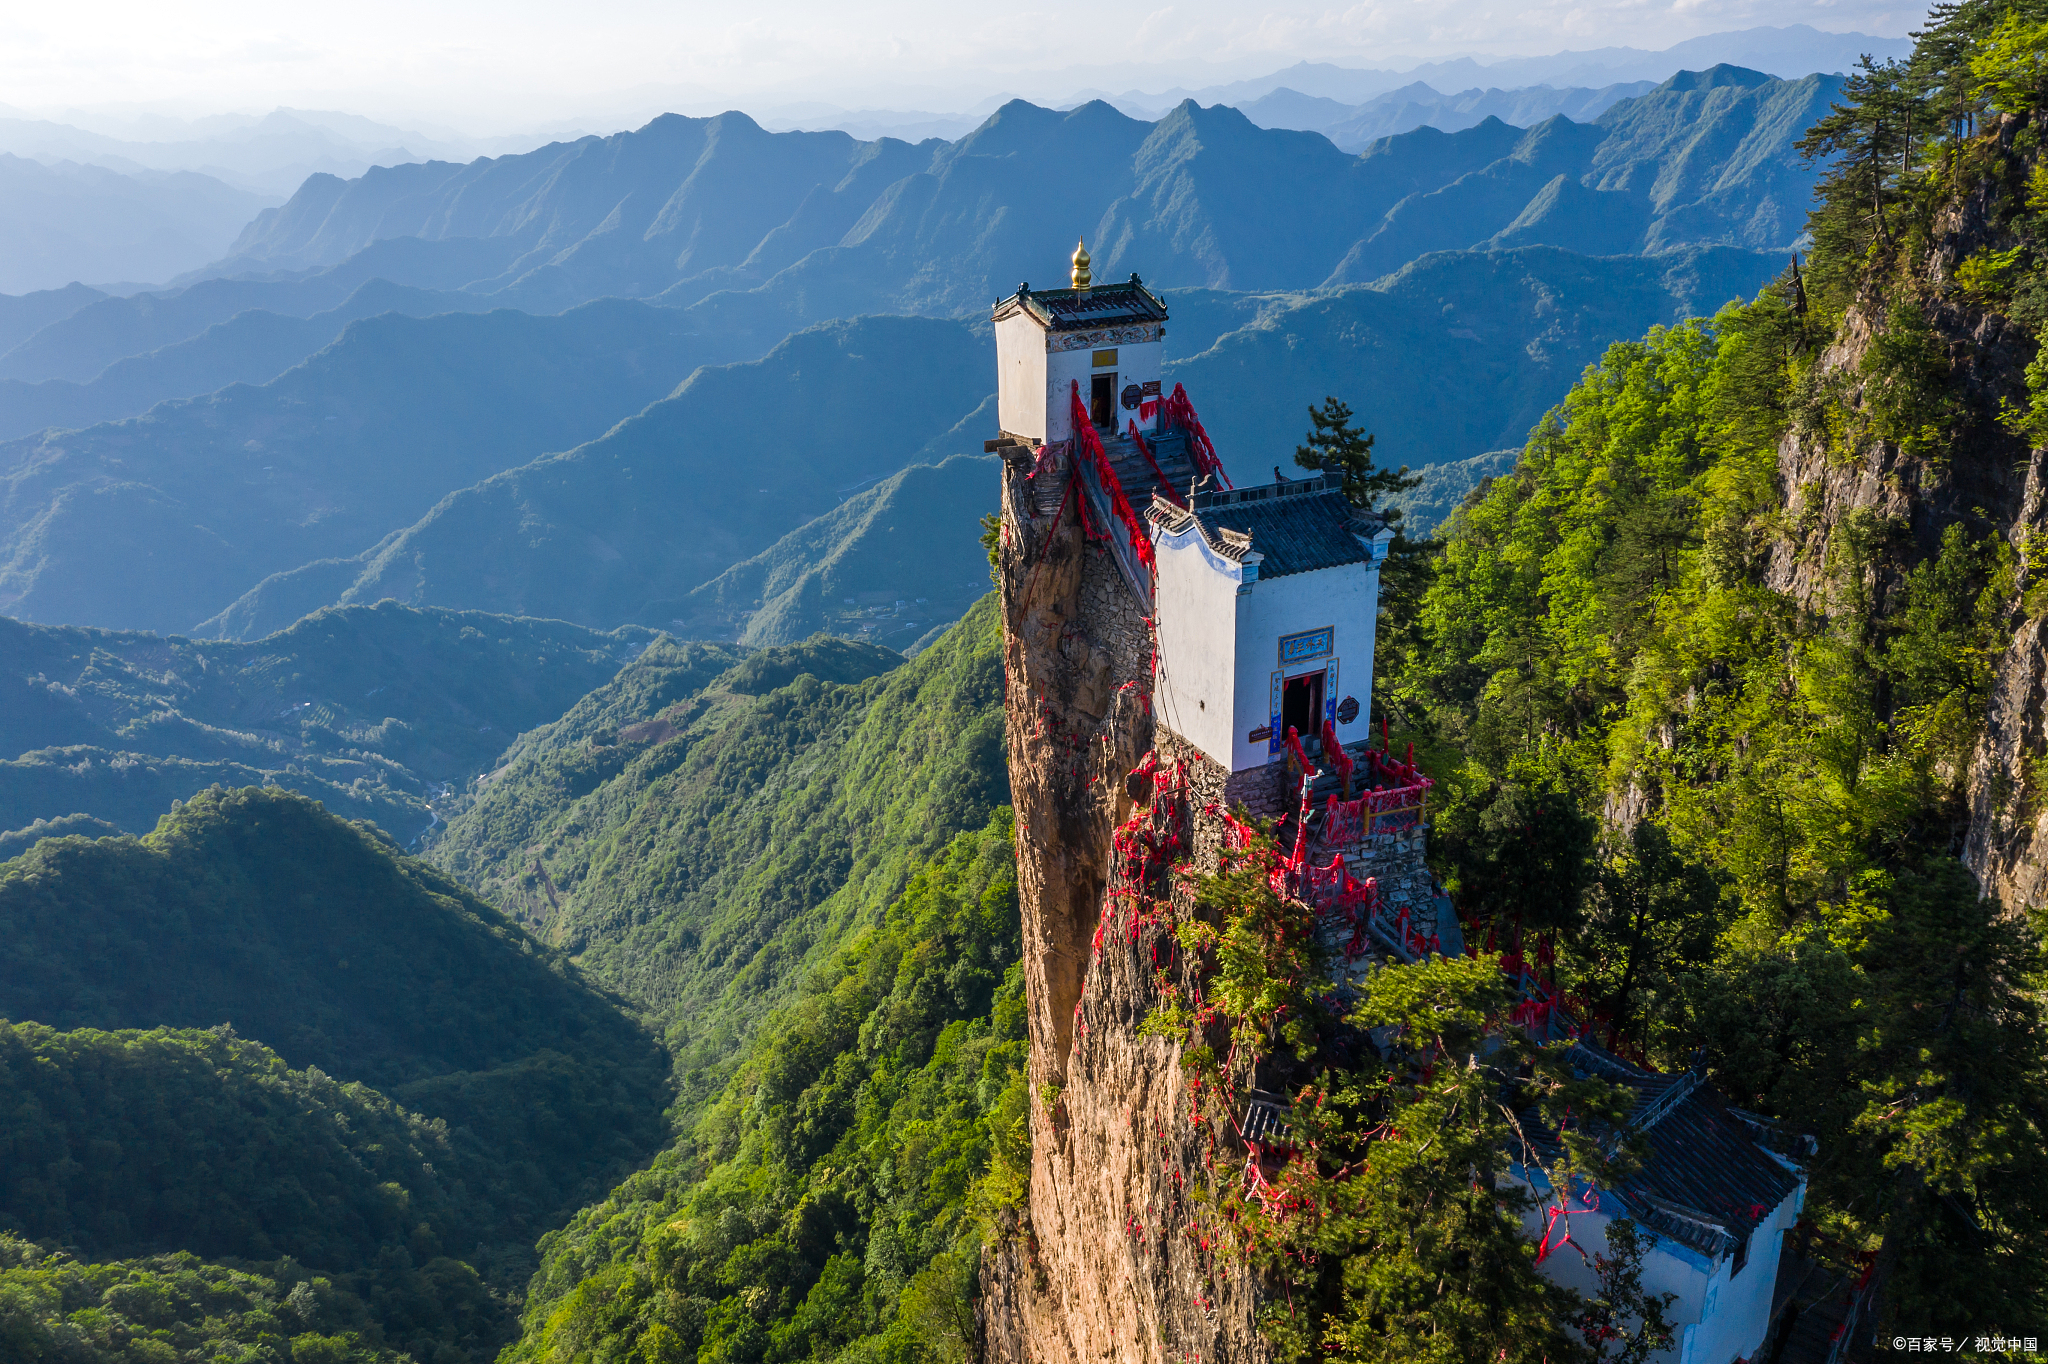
[1101,426,1201,507]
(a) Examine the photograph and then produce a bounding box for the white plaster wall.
[1228,558,1382,772]
[1113,337,1163,435]
[1151,523,1242,765]
[1673,1187,1803,1364]
[996,313,1048,441]
[1509,1165,1806,1364]
[1045,338,1163,443]
[1046,346,1093,444]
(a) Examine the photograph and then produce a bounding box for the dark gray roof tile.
[1149,475,1381,578]
[996,280,1169,331]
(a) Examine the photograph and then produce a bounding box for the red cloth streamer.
[1320,718,1354,794]
[1161,383,1230,488]
[1128,419,1186,505]
[1070,382,1155,572]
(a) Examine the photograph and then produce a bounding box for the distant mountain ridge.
[0,602,656,838]
[1238,80,1659,152]
[1101,24,1908,109]
[215,72,1831,309]
[0,154,278,296]
[0,297,756,634]
[203,244,1776,642]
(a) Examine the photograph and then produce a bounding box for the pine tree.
[1797,56,1919,256]
[1293,397,1420,521]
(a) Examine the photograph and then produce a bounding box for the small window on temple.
[1731,1232,1751,1277]
[1092,348,1118,367]
[1091,372,1116,427]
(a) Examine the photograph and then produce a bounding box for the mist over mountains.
[0,30,1952,1361]
[0,155,276,296]
[214,69,1828,312]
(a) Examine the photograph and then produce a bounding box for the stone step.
[1100,429,1200,506]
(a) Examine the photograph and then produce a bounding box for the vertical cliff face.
[981,445,1271,1363]
[1750,148,2048,913]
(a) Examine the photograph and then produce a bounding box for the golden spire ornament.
[1071,237,1092,289]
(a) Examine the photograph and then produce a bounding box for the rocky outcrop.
[1740,135,2048,914]
[982,445,1273,1363]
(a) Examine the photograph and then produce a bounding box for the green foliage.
[1572,1220,1678,1364]
[505,811,1025,1364]
[0,1234,412,1364]
[1149,833,1637,1364]
[664,456,996,650]
[1396,274,2048,1330]
[1970,11,2048,114]
[1575,823,1727,1054]
[0,603,657,841]
[1280,956,1632,1364]
[1858,299,1960,458]
[0,1026,508,1361]
[0,786,671,1291]
[433,598,1009,1125]
[1292,396,1420,522]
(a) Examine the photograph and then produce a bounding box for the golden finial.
[1071,237,1092,289]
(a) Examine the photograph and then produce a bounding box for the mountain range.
[212,71,1829,310]
[0,154,276,295]
[0,243,1776,640]
[1097,24,1909,109]
[0,106,567,197]
[1237,80,1658,151]
[0,603,658,840]
[0,297,760,634]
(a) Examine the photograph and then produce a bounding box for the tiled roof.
[1148,475,1384,578]
[995,279,1169,331]
[1520,1044,1803,1260]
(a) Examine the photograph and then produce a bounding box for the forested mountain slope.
[250,317,993,633]
[1,1232,426,1363]
[505,812,1025,1364]
[0,786,675,1356]
[0,237,521,386]
[1171,243,1779,467]
[432,598,1007,1116]
[0,280,493,442]
[1327,65,1838,280]
[1378,17,2048,1333]
[670,453,998,648]
[217,248,1773,641]
[0,282,106,355]
[409,603,1020,1363]
[0,603,653,839]
[0,298,753,635]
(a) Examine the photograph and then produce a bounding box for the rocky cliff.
[1745,115,2048,915]
[980,441,1272,1362]
[978,436,1453,1360]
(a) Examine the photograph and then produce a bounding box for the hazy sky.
[2,0,1928,131]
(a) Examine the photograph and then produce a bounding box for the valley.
[4,25,2044,1364]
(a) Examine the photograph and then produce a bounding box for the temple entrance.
[1281,670,1325,745]
[1091,372,1116,427]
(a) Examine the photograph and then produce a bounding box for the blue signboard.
[1278,626,1334,667]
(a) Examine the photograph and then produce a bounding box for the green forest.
[1371,0,2048,1331]
[8,2,2048,1357]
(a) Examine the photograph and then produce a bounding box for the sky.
[0,0,1927,133]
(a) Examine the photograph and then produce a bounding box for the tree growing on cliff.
[1256,953,1633,1364]
[1293,397,1434,731]
[1293,397,1420,522]
[1156,839,1636,1364]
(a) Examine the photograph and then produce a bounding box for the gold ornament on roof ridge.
[1071,238,1091,289]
